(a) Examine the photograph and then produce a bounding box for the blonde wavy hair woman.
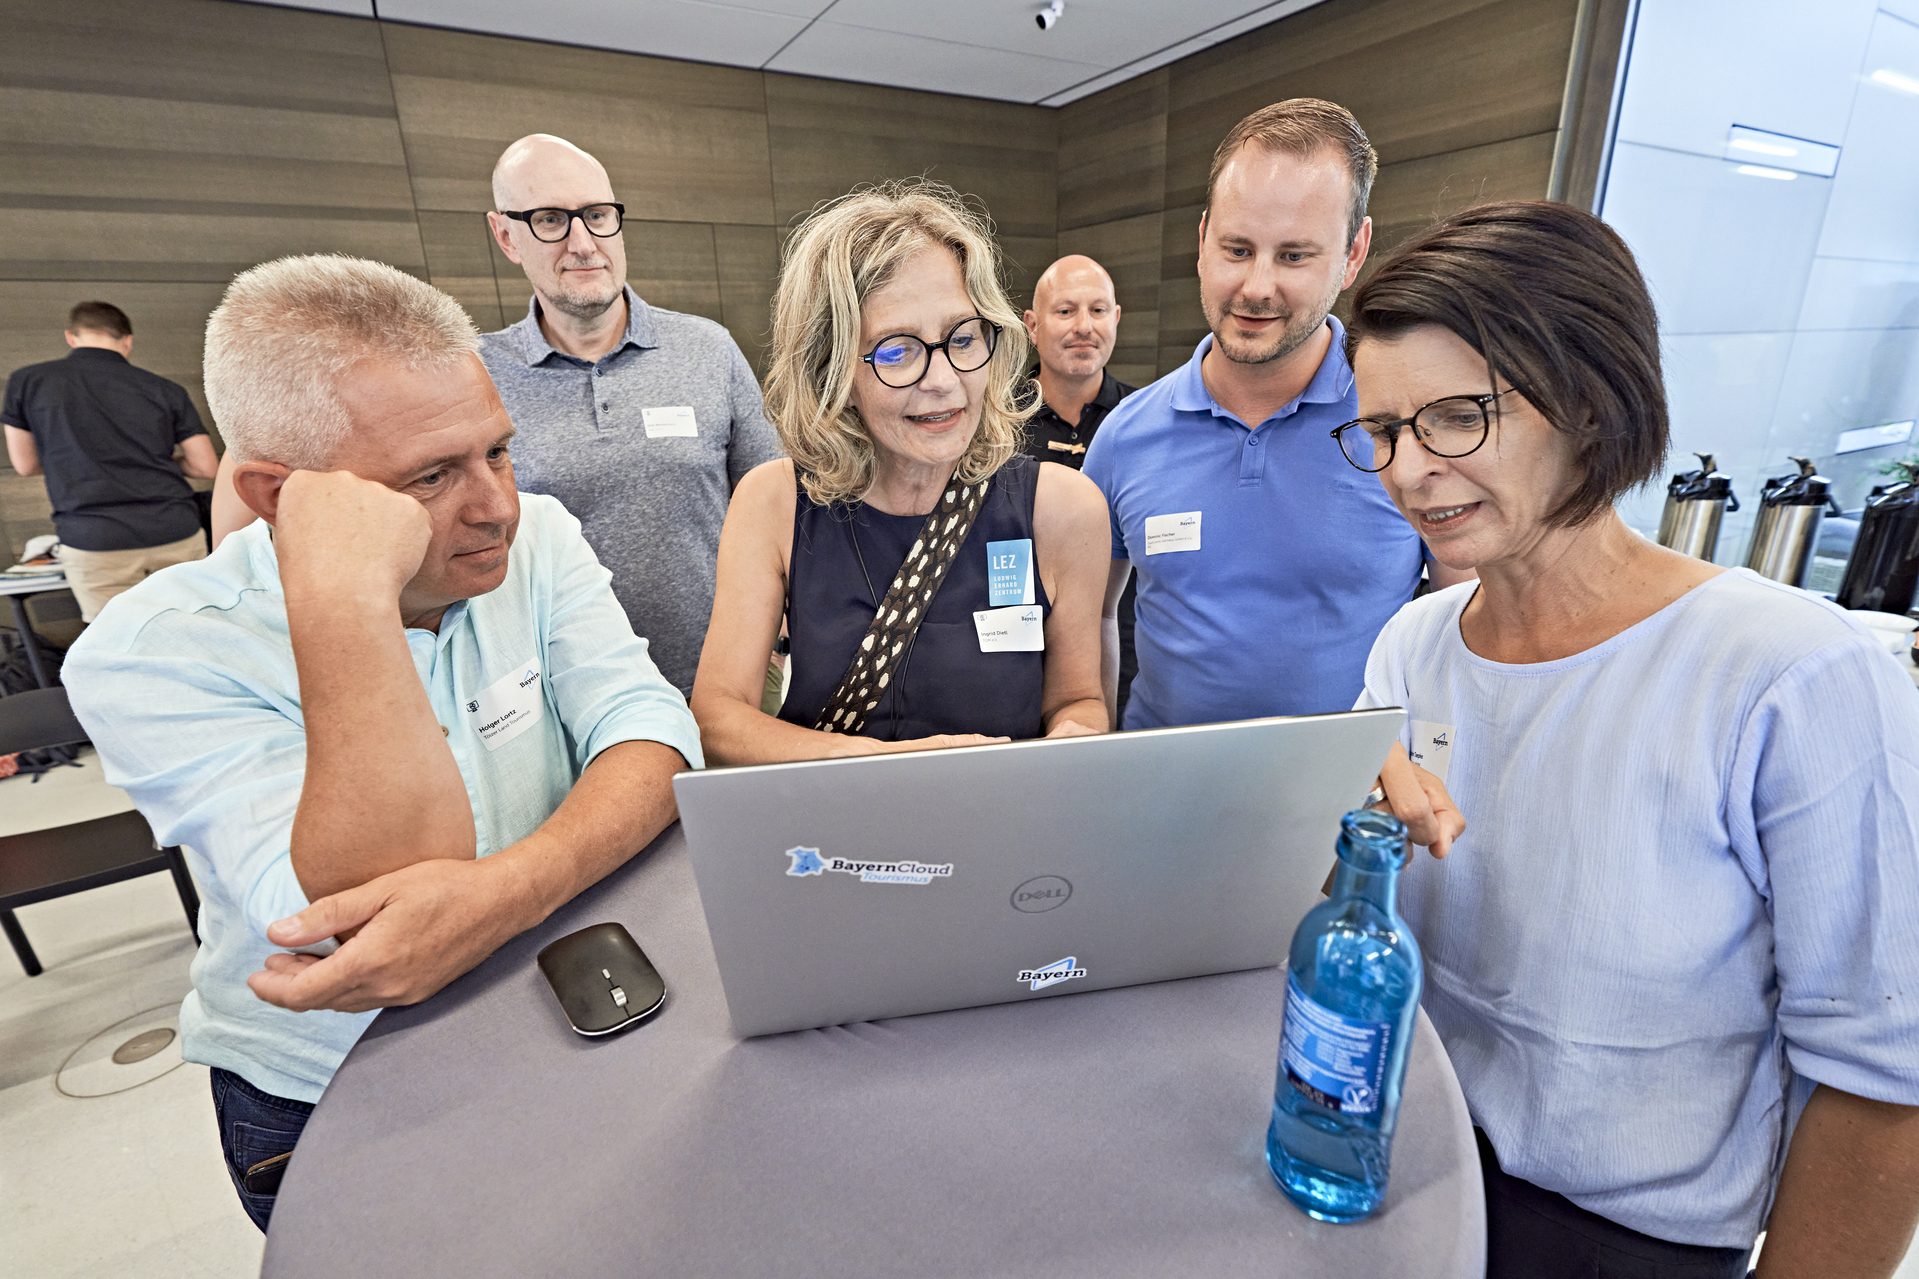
[692,179,1112,763]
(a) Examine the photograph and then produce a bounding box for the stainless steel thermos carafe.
[1745,457,1841,588]
[1836,463,1919,616]
[1656,452,1739,561]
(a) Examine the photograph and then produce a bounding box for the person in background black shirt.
[1020,255,1135,465]
[3,301,217,620]
[1020,255,1139,715]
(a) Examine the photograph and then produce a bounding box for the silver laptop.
[674,709,1405,1037]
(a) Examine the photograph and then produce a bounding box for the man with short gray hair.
[64,254,700,1231]
[482,134,781,694]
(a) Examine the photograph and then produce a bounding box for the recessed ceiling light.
[1729,137,1798,158]
[1734,164,1798,181]
[1869,67,1919,95]
[1722,125,1839,176]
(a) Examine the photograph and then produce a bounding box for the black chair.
[0,687,199,976]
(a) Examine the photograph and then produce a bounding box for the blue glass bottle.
[1265,808,1422,1222]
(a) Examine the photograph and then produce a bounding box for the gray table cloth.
[264,828,1485,1278]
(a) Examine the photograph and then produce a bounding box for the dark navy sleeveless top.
[780,456,1048,742]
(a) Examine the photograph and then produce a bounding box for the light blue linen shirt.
[63,494,704,1104]
[1360,569,1919,1246]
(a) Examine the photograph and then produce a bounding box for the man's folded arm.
[285,586,476,902]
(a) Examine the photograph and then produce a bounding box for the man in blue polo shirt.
[1083,99,1462,729]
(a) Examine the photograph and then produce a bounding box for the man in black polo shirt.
[1020,254,1139,713]
[1020,255,1135,465]
[4,301,217,620]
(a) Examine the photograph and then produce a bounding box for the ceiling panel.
[766,22,1104,102]
[240,0,373,13]
[377,0,814,66]
[236,0,1337,105]
[1040,34,1215,106]
[821,0,1276,65]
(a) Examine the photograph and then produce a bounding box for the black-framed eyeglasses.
[1331,389,1513,473]
[860,316,1000,389]
[499,203,626,243]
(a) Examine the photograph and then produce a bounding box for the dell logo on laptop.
[1011,875,1072,913]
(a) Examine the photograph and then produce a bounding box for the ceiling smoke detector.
[1036,1,1065,31]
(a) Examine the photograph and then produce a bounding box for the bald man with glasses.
[481,134,782,696]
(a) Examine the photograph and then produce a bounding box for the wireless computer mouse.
[536,922,667,1036]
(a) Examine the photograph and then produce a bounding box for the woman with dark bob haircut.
[1347,201,1919,1278]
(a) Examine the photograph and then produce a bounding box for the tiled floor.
[1,755,262,1277]
[6,754,1919,1278]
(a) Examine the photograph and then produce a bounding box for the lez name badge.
[1409,720,1455,783]
[467,656,546,752]
[974,604,1045,653]
[1144,510,1202,555]
[986,538,1035,607]
[642,405,698,438]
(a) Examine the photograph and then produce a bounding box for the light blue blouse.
[1360,569,1919,1247]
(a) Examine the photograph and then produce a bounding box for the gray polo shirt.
[480,287,781,693]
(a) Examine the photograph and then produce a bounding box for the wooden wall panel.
[997,235,1060,317]
[1366,131,1560,264]
[1059,0,1579,388]
[4,0,395,113]
[1058,69,1169,232]
[715,223,780,373]
[6,208,425,284]
[622,220,725,323]
[0,469,55,561]
[765,76,1057,241]
[1163,0,1577,209]
[0,0,418,284]
[1056,210,1166,389]
[417,210,505,331]
[1155,203,1209,375]
[381,23,774,225]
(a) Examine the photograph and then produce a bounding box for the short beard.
[1204,274,1343,367]
[543,284,621,322]
[541,255,623,322]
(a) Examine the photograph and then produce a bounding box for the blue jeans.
[210,1067,314,1232]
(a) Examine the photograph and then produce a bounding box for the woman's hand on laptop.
[1377,742,1465,859]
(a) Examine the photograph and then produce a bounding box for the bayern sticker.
[1017,956,1088,991]
[784,846,954,886]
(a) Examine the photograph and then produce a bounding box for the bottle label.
[1281,973,1393,1115]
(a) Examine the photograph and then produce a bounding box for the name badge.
[986,538,1035,607]
[1409,720,1455,783]
[466,656,547,752]
[974,605,1045,653]
[642,406,698,438]
[1144,510,1202,555]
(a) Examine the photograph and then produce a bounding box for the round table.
[263,828,1485,1278]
